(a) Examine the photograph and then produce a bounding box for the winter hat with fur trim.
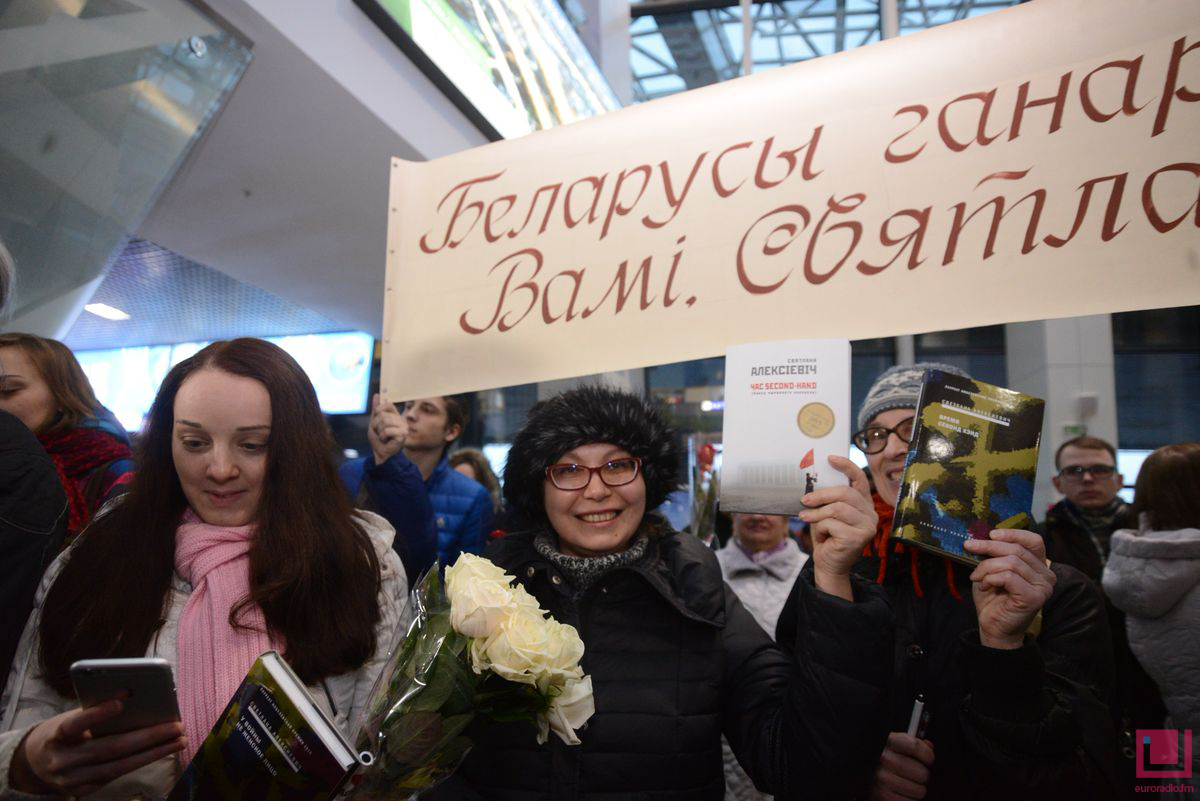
[503,384,680,526]
[857,362,970,431]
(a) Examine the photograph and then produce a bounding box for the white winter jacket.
[0,511,409,800]
[715,538,808,638]
[1103,524,1200,773]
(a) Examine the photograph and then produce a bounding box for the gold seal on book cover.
[796,402,835,438]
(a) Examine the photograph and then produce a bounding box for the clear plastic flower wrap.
[350,555,594,799]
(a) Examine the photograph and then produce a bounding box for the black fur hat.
[503,384,681,526]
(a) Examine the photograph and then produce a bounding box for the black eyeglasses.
[1057,464,1116,480]
[852,417,916,455]
[545,458,642,491]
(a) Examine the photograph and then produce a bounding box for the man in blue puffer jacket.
[340,393,493,569]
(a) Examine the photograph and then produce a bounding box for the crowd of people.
[0,244,1195,801]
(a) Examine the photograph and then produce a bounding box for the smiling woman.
[171,369,272,528]
[0,338,409,800]
[424,384,896,801]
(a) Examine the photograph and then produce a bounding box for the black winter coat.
[1039,500,1167,798]
[778,533,1120,801]
[430,524,895,801]
[0,411,66,678]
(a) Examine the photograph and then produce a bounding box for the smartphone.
[69,658,181,737]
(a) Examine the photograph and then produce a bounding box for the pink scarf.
[174,509,281,763]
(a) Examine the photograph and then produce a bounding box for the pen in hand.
[906,693,928,738]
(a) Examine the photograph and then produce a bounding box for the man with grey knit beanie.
[775,361,1119,801]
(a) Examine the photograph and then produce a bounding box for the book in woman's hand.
[167,651,370,801]
[892,370,1045,565]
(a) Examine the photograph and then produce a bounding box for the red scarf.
[863,491,962,602]
[38,426,132,537]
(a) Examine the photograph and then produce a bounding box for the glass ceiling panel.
[630,0,1020,103]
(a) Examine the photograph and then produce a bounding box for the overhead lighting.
[84,303,130,321]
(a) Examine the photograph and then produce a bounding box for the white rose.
[445,554,518,639]
[537,675,595,746]
[510,582,543,611]
[536,617,585,690]
[481,605,555,686]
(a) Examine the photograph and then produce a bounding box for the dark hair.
[442,393,470,438]
[0,333,100,436]
[449,448,501,513]
[38,338,382,696]
[1132,443,1200,531]
[503,385,680,527]
[1055,435,1117,469]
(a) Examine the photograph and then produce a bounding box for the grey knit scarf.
[534,530,650,596]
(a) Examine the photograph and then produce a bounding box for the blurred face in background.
[1053,445,1122,510]
[172,368,271,527]
[453,462,479,482]
[0,346,57,434]
[403,397,459,453]
[731,513,790,553]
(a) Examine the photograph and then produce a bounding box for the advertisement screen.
[76,332,374,432]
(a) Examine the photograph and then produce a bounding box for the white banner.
[382,0,1200,399]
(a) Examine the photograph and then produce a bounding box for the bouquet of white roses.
[351,554,594,798]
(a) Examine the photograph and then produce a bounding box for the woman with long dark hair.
[0,332,134,543]
[0,338,409,799]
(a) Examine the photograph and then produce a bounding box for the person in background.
[1041,435,1166,787]
[1103,443,1200,800]
[0,338,408,799]
[777,362,1118,801]
[716,511,809,801]
[1042,436,1134,582]
[0,245,69,680]
[340,392,437,584]
[0,333,133,544]
[340,394,493,566]
[717,512,808,637]
[449,447,502,517]
[427,385,894,801]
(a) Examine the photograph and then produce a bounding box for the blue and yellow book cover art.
[892,370,1045,565]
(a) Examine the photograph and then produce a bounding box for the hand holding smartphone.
[70,658,181,737]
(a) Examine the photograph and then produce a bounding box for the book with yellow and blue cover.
[891,370,1045,565]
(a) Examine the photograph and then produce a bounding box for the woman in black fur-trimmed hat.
[501,384,679,540]
[426,384,896,801]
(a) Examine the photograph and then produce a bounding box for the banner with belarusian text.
[381,0,1200,399]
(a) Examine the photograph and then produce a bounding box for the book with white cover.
[720,339,851,515]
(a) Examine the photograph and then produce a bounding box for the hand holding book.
[964,529,1056,649]
[798,455,879,601]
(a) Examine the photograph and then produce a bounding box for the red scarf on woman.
[863,490,962,602]
[38,426,132,537]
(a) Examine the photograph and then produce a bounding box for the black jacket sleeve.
[956,564,1120,800]
[0,411,67,677]
[723,569,894,800]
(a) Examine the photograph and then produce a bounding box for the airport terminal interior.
[4,0,1196,520]
[2,2,1199,799]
